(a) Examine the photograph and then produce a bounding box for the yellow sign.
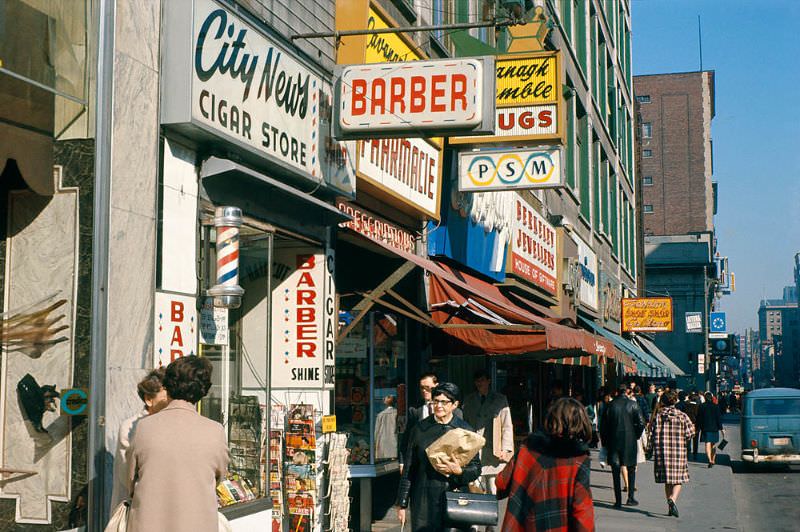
[322,415,337,433]
[496,54,559,107]
[621,297,674,332]
[364,7,421,64]
[450,51,563,145]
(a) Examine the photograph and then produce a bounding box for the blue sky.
[631,0,800,334]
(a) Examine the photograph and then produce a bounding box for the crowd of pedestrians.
[394,371,731,531]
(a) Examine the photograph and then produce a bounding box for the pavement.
[371,424,741,531]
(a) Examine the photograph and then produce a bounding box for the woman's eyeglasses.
[431,399,453,406]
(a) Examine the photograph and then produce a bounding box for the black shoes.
[708,462,714,468]
[668,499,679,517]
[613,501,622,509]
[625,497,639,506]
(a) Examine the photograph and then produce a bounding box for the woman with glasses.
[396,382,482,531]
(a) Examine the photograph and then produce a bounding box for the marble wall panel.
[115,0,160,72]
[0,183,78,524]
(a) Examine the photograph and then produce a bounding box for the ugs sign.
[161,0,355,195]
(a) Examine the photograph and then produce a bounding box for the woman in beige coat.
[127,356,229,532]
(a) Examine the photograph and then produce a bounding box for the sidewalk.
[370,444,738,531]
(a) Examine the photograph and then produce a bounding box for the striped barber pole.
[216,226,240,286]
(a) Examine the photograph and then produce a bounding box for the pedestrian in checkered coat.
[648,390,695,518]
[496,397,594,531]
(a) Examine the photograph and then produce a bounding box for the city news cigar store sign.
[451,52,562,145]
[335,57,495,137]
[160,0,355,195]
[351,6,444,220]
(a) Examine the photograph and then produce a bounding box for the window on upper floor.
[636,94,651,103]
[642,122,652,138]
[643,176,653,186]
[643,204,654,213]
[643,149,653,158]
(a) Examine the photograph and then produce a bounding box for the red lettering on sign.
[451,73,467,111]
[171,349,182,362]
[170,326,184,346]
[297,342,316,358]
[297,307,316,323]
[171,301,184,322]
[390,77,406,114]
[410,76,426,113]
[352,79,367,116]
[297,289,315,305]
[370,78,386,115]
[430,74,446,112]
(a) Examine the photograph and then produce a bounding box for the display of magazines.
[285,404,317,530]
[269,429,284,529]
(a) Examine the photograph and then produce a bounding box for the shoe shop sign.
[160,0,355,197]
[334,56,495,138]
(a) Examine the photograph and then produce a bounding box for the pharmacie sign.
[335,57,495,137]
[339,4,444,220]
[458,146,563,192]
[160,0,355,196]
[508,195,557,294]
[451,52,563,146]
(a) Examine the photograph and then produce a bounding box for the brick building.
[634,71,716,236]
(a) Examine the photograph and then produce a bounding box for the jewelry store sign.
[508,195,557,294]
[458,146,563,192]
[160,0,355,196]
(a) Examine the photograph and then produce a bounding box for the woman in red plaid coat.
[496,398,595,532]
[648,390,695,518]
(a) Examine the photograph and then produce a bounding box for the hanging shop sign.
[154,292,197,368]
[685,311,703,333]
[335,56,495,138]
[600,270,622,332]
[322,247,336,389]
[161,0,355,196]
[272,249,326,388]
[458,146,563,192]
[573,234,598,311]
[336,3,443,219]
[337,200,416,253]
[507,195,557,294]
[450,52,563,145]
[621,297,674,332]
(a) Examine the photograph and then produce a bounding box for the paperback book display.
[285,404,317,532]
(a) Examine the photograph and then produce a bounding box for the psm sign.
[458,146,563,192]
[335,57,495,138]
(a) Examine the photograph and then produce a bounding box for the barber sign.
[334,57,495,138]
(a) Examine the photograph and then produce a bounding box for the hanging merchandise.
[324,432,351,532]
[285,404,317,532]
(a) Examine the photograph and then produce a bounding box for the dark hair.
[634,385,643,395]
[137,367,166,403]
[704,392,714,403]
[617,383,629,395]
[473,368,490,380]
[419,373,438,384]
[163,356,213,404]
[432,382,460,404]
[544,397,592,442]
[678,391,687,401]
[660,390,679,406]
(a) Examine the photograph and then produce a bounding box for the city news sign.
[335,57,496,138]
[621,297,674,332]
[458,146,563,192]
[450,51,563,145]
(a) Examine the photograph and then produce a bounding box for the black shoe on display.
[625,497,639,506]
[668,499,679,517]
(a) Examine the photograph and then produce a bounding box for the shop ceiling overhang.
[200,157,351,226]
[579,315,670,377]
[633,335,686,377]
[338,231,629,365]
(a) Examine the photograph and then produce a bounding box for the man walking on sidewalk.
[601,383,645,508]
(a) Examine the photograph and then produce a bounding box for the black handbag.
[444,490,498,527]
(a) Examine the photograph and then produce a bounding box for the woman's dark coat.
[599,395,645,466]
[396,414,482,531]
[696,401,723,433]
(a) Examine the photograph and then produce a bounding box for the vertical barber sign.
[154,292,197,368]
[272,248,326,388]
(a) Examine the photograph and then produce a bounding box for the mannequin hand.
[397,508,406,523]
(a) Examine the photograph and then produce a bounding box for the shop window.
[199,223,273,507]
[335,311,407,466]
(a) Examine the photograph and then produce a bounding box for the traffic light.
[710,334,734,358]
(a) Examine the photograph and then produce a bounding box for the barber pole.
[207,206,245,308]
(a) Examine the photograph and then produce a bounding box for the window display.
[335,311,406,466]
[199,223,273,507]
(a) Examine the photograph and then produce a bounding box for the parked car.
[741,387,800,465]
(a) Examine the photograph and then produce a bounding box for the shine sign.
[335,57,495,138]
[458,146,563,192]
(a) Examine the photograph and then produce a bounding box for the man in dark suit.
[601,383,645,508]
[399,373,438,473]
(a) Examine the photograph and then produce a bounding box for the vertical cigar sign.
[335,2,446,220]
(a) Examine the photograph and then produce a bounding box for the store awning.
[201,157,351,226]
[633,336,686,377]
[578,316,672,377]
[338,232,626,362]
